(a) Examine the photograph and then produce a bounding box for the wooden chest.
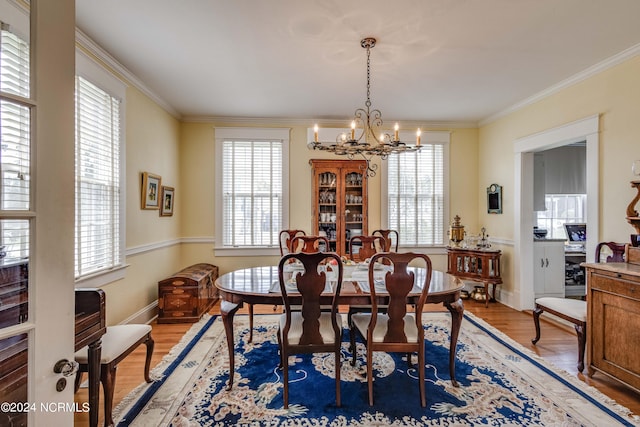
[158,263,218,323]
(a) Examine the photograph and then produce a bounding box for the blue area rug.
[114,312,639,426]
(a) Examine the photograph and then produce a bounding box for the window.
[0,22,30,259]
[383,131,449,247]
[75,52,125,282]
[215,127,289,255]
[536,194,587,239]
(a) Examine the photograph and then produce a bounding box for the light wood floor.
[74,298,640,426]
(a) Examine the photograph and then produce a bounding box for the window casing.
[215,127,289,256]
[382,131,450,248]
[74,51,126,284]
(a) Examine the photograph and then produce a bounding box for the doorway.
[513,115,599,310]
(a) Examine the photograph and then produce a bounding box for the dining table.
[215,264,465,390]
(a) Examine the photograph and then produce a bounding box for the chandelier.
[308,37,421,177]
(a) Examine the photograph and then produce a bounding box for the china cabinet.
[310,159,368,257]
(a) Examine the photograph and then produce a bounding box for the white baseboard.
[119,301,158,325]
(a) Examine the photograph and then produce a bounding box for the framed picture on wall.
[160,186,175,216]
[141,172,162,209]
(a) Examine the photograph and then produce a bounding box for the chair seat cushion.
[74,324,152,364]
[279,312,342,345]
[351,313,419,343]
[535,297,586,322]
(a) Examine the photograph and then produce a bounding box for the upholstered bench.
[74,324,154,427]
[531,297,587,372]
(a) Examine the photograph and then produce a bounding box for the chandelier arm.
[308,36,421,167]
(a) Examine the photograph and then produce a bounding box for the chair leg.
[575,322,586,373]
[367,348,374,406]
[282,348,289,409]
[349,325,357,366]
[143,334,155,383]
[418,349,426,408]
[531,307,543,344]
[335,347,341,407]
[101,363,117,427]
[248,304,254,343]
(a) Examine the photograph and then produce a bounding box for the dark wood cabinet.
[446,247,502,307]
[310,159,368,257]
[158,263,218,323]
[584,246,640,392]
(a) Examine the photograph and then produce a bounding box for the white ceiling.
[75,0,640,125]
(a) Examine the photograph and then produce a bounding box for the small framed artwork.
[487,183,503,214]
[141,172,162,210]
[160,186,175,217]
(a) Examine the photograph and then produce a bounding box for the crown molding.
[75,28,182,120]
[480,42,640,126]
[183,115,477,129]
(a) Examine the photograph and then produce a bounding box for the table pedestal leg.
[220,300,242,390]
[444,298,464,387]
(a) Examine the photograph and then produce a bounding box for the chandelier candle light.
[308,37,421,177]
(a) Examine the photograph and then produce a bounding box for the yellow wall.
[101,86,184,324]
[478,54,640,300]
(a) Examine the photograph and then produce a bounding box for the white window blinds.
[75,76,121,278]
[387,143,445,246]
[0,24,30,259]
[221,140,283,247]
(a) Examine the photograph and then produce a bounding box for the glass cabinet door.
[317,171,337,252]
[344,170,364,255]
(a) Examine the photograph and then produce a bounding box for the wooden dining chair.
[594,241,626,263]
[277,251,344,408]
[372,229,399,252]
[291,235,330,254]
[349,235,386,262]
[349,252,433,407]
[279,229,306,256]
[245,229,307,344]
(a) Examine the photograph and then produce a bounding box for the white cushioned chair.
[74,324,154,427]
[531,241,626,372]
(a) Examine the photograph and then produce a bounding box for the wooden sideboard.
[446,247,502,307]
[583,245,640,392]
[158,263,219,323]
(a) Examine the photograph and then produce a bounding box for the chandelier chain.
[365,44,371,109]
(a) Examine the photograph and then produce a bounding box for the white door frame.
[513,115,599,310]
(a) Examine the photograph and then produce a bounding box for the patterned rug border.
[113,312,640,426]
[461,313,638,424]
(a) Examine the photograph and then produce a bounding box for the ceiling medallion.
[308,37,422,177]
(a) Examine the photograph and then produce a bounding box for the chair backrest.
[349,235,386,261]
[290,235,329,253]
[367,252,432,343]
[279,229,306,256]
[278,252,343,345]
[595,241,626,263]
[372,229,399,252]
